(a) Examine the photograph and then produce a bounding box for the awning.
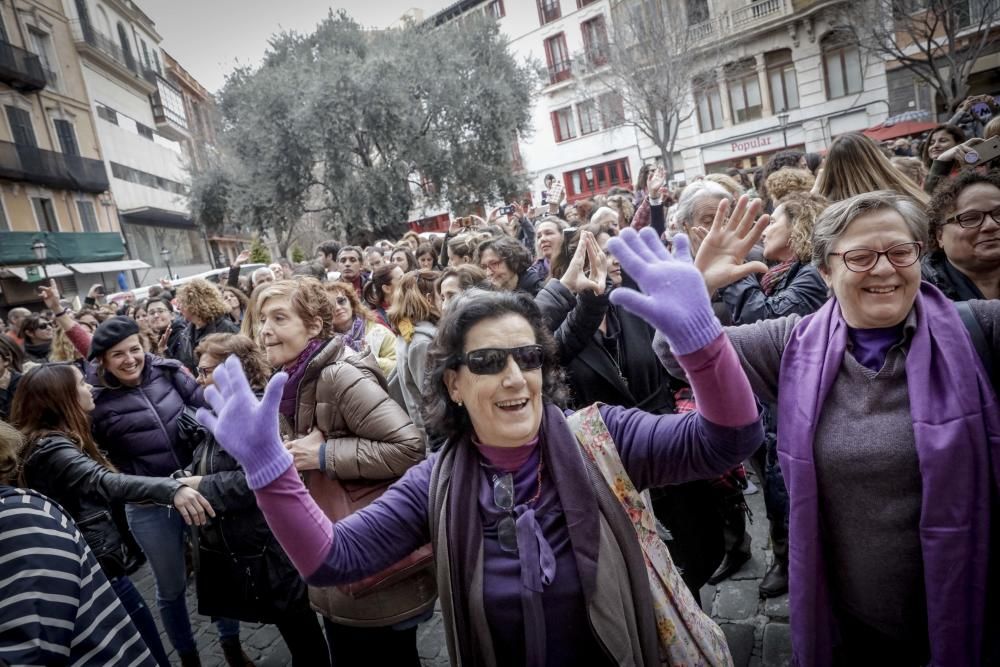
[120,207,195,229]
[67,260,151,274]
[863,120,938,142]
[1,264,74,280]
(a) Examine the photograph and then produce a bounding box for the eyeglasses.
[333,296,350,307]
[147,308,169,316]
[481,259,503,273]
[455,345,544,375]
[33,322,51,330]
[490,457,543,553]
[197,365,217,378]
[944,206,1000,229]
[827,242,922,273]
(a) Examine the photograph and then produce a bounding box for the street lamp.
[32,239,48,281]
[160,247,173,280]
[777,112,790,148]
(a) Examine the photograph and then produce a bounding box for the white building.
[62,0,205,282]
[427,0,889,202]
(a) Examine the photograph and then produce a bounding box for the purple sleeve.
[253,457,434,585]
[674,332,758,427]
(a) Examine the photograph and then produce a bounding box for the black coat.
[719,261,828,325]
[0,371,20,421]
[173,315,240,374]
[21,434,181,578]
[921,251,985,302]
[177,408,309,622]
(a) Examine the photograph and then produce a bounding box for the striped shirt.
[0,486,156,667]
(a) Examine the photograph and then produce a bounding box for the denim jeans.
[110,575,171,667]
[125,503,239,654]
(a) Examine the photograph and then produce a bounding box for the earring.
[456,399,463,407]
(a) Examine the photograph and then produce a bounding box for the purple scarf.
[777,283,1000,666]
[339,317,367,353]
[278,338,326,422]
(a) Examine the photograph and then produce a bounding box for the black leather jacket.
[21,434,181,578]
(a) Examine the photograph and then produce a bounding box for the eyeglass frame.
[453,344,545,376]
[197,364,218,378]
[826,241,923,273]
[943,206,1000,229]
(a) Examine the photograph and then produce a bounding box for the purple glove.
[196,355,293,489]
[606,228,722,355]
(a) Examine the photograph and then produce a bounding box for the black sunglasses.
[455,345,544,375]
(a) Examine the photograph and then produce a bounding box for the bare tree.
[572,0,721,176]
[847,0,1000,114]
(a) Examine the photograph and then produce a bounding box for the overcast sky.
[140,0,455,93]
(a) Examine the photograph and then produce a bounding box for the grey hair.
[590,206,619,227]
[674,181,734,229]
[811,190,928,271]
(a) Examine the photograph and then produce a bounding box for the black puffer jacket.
[719,261,828,324]
[172,316,240,374]
[21,434,181,578]
[921,250,985,302]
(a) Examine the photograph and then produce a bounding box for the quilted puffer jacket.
[88,354,203,477]
[285,336,434,627]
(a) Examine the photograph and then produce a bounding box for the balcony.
[547,59,572,85]
[689,0,793,45]
[0,140,109,193]
[145,72,189,141]
[0,40,46,92]
[70,20,156,93]
[0,231,124,265]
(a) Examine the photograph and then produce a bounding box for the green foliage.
[248,237,271,264]
[291,246,305,263]
[196,10,536,249]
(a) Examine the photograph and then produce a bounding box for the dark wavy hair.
[926,168,1000,252]
[920,124,966,167]
[420,289,567,449]
[475,236,532,280]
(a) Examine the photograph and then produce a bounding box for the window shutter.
[551,110,561,142]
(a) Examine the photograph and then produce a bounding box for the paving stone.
[763,623,793,667]
[729,550,768,580]
[699,583,717,615]
[764,593,790,620]
[720,623,755,667]
[714,579,760,620]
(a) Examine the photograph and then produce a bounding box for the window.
[140,40,151,69]
[0,196,8,231]
[822,31,863,99]
[110,161,187,195]
[727,59,763,123]
[694,76,723,131]
[28,28,57,85]
[766,49,799,113]
[77,199,99,232]
[551,107,577,142]
[5,106,37,147]
[544,33,571,84]
[577,0,599,6]
[31,196,58,232]
[53,119,79,156]
[96,104,118,125]
[686,0,710,24]
[136,123,154,140]
[564,158,631,199]
[578,100,601,135]
[537,0,561,25]
[152,50,161,74]
[486,0,505,18]
[582,15,609,66]
[598,92,625,127]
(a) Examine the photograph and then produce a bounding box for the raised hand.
[607,228,722,355]
[196,355,293,489]
[647,166,667,197]
[694,195,770,293]
[38,279,62,312]
[560,231,608,296]
[234,249,251,267]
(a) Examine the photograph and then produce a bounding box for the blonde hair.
[815,133,930,205]
[250,279,334,343]
[773,192,829,263]
[704,173,746,198]
[985,116,1000,140]
[764,168,815,203]
[890,157,928,189]
[0,419,22,485]
[49,326,82,362]
[387,270,441,327]
[177,278,229,322]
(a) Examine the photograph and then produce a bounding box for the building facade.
[63,0,210,283]
[0,0,138,311]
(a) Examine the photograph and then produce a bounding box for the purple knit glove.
[606,228,722,355]
[196,355,293,490]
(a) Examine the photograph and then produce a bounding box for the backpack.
[956,301,998,394]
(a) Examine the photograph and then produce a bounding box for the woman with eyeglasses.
[667,190,1000,666]
[249,278,430,666]
[924,169,1000,301]
[193,237,765,666]
[18,314,54,363]
[324,280,398,377]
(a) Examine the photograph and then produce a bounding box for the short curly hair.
[421,289,567,449]
[177,278,229,322]
[194,333,271,390]
[773,192,829,263]
[475,236,532,279]
[926,169,1000,252]
[765,168,815,203]
[252,278,334,342]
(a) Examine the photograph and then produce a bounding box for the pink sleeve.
[674,332,758,428]
[253,464,333,578]
[66,324,92,359]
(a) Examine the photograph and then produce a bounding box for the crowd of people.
[0,115,998,667]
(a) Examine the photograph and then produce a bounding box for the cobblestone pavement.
[132,469,788,666]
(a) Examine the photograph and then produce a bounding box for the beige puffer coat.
[285,336,435,627]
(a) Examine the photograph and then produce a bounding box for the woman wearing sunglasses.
[666,191,1000,666]
[18,314,54,363]
[251,278,430,666]
[323,280,398,377]
[195,232,766,666]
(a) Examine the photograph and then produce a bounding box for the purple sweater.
[251,334,762,663]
